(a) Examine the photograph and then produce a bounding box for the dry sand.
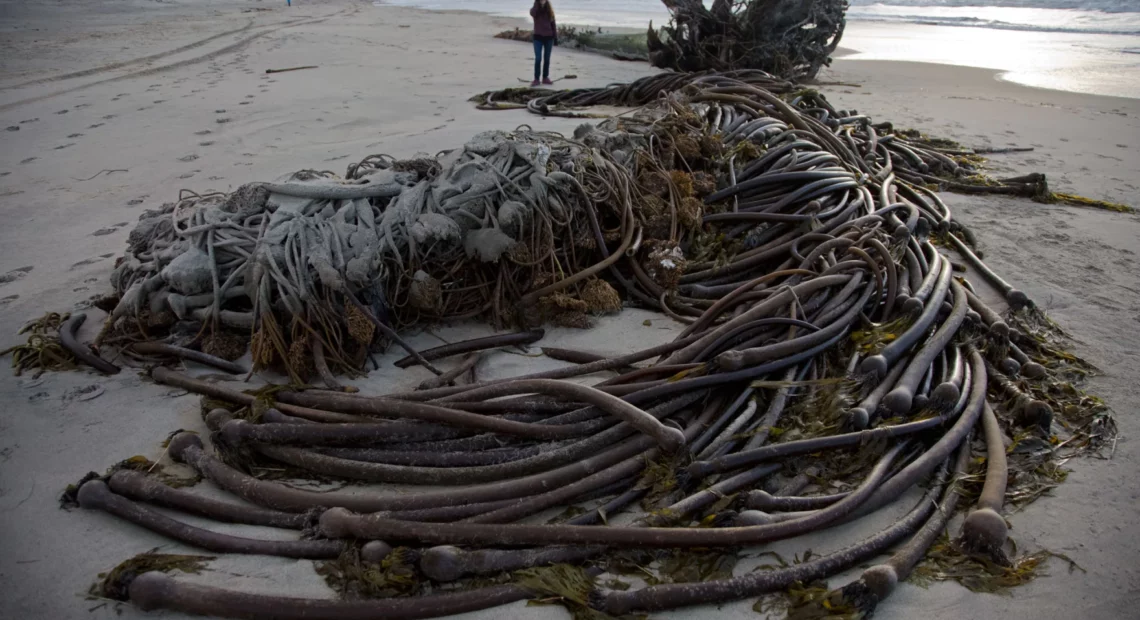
[1,1,1138,619]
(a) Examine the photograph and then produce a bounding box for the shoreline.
[1,3,1139,620]
[378,1,1140,100]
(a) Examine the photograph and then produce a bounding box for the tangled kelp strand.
[0,312,77,377]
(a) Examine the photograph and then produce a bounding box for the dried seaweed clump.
[200,329,250,362]
[91,551,213,601]
[408,270,443,313]
[643,242,687,290]
[1,312,77,377]
[515,564,615,620]
[910,535,1084,595]
[581,279,623,314]
[317,545,423,599]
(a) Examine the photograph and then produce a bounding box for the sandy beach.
[1,1,1138,619]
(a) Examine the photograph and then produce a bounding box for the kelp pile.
[91,124,645,383]
[55,69,1122,620]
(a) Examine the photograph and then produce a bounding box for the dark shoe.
[542,78,554,85]
[531,79,540,87]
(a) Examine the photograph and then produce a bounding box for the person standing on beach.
[530,0,557,86]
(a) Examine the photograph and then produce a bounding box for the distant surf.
[379,0,1140,34]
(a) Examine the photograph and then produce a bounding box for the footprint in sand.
[0,294,18,307]
[0,266,34,286]
[103,114,116,120]
[179,172,198,179]
[56,109,69,115]
[54,143,76,150]
[215,109,226,113]
[199,141,214,146]
[127,198,146,206]
[195,129,212,136]
[88,123,104,129]
[20,118,38,124]
[5,126,18,132]
[20,157,37,164]
[178,154,200,162]
[240,102,250,105]
[216,118,231,124]
[0,172,9,178]
[71,254,113,268]
[67,133,84,139]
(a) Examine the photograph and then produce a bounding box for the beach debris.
[35,69,1125,620]
[73,169,129,182]
[516,74,577,84]
[60,313,119,375]
[264,66,318,74]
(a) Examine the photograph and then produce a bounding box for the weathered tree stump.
[648,0,847,80]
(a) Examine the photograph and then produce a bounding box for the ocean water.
[844,1,1140,97]
[378,0,1140,98]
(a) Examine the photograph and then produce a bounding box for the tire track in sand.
[0,6,355,113]
[0,21,257,92]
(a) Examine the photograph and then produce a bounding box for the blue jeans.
[533,35,553,81]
